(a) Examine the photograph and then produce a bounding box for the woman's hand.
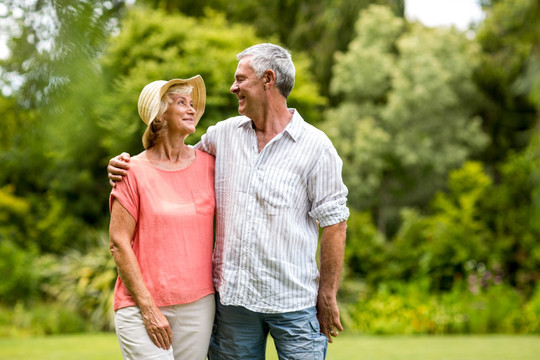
[141,305,173,350]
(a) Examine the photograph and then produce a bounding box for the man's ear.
[264,69,276,86]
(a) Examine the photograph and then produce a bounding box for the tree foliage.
[0,0,125,253]
[481,138,540,295]
[1,0,540,334]
[98,6,326,157]
[41,233,117,331]
[136,0,405,99]
[474,0,539,166]
[0,0,125,104]
[323,5,489,234]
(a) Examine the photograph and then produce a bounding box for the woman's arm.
[109,199,173,350]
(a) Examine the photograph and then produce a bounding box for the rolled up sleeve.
[308,147,350,227]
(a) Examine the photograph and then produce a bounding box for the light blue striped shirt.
[197,109,349,313]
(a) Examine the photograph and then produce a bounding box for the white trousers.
[115,294,215,360]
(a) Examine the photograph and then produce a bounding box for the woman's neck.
[142,141,196,170]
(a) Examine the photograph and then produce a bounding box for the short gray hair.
[237,43,295,98]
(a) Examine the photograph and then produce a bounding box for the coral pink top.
[110,150,215,311]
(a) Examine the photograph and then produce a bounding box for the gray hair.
[237,43,295,98]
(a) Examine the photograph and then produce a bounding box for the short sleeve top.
[110,149,215,310]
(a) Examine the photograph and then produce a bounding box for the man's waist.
[215,288,318,314]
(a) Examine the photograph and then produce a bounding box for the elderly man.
[108,43,349,360]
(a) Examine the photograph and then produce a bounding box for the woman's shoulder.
[127,154,145,169]
[195,148,215,163]
[125,153,155,176]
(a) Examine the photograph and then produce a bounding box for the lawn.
[1,333,539,359]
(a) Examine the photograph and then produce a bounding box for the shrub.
[340,281,530,335]
[41,231,117,331]
[0,239,41,303]
[521,284,540,333]
[343,209,387,285]
[442,282,524,333]
[0,302,87,337]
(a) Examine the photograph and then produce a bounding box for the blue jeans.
[208,294,328,360]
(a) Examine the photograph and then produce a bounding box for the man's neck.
[251,102,293,136]
[251,104,293,152]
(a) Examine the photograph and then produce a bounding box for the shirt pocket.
[191,189,215,215]
[258,169,302,214]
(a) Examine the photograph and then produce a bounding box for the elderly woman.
[109,76,215,360]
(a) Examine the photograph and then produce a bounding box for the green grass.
[1,333,539,359]
[0,333,121,360]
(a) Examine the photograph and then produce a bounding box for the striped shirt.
[197,109,349,313]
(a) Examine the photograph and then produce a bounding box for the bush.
[0,239,41,303]
[41,232,117,331]
[341,281,458,335]
[0,302,88,337]
[443,283,524,333]
[340,281,532,335]
[521,284,540,333]
[343,209,387,285]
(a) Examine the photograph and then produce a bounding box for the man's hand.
[317,220,347,343]
[108,152,131,187]
[317,292,343,343]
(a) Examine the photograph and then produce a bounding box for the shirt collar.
[283,109,303,142]
[237,109,303,142]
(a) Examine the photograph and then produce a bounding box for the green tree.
[472,0,540,296]
[474,0,539,167]
[137,0,405,100]
[342,209,387,285]
[98,7,326,157]
[0,0,125,104]
[481,138,540,296]
[0,0,126,252]
[387,162,494,292]
[323,5,489,234]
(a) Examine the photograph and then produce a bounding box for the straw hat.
[137,75,206,149]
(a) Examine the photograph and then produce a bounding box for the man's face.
[230,57,265,118]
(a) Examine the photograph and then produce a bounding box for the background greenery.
[0,0,539,337]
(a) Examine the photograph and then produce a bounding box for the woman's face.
[161,94,196,135]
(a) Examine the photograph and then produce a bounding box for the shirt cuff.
[310,199,350,227]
